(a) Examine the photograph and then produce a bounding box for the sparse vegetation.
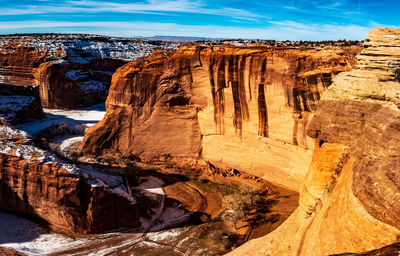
[221,185,267,229]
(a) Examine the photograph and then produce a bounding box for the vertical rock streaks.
[80,44,358,189]
[258,58,269,137]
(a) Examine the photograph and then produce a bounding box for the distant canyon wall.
[228,27,400,256]
[0,34,176,109]
[80,44,359,190]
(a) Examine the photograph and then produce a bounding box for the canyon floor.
[1,103,299,256]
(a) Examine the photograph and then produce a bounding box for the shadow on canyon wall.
[0,179,51,244]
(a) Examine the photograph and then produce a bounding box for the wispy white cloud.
[0,0,261,21]
[0,0,395,40]
[0,20,375,40]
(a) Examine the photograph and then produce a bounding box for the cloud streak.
[0,0,261,21]
[0,0,397,40]
[0,20,373,40]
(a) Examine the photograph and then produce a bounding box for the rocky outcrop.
[227,27,400,256]
[334,242,400,256]
[0,120,140,235]
[0,34,177,109]
[0,84,44,124]
[35,58,125,109]
[80,44,359,190]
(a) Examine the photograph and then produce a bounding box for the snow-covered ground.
[1,103,200,255]
[55,136,84,151]
[140,176,165,196]
[0,95,35,122]
[0,34,178,64]
[0,211,89,256]
[15,103,106,135]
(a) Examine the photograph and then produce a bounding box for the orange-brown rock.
[35,58,125,109]
[0,34,176,109]
[0,246,25,256]
[80,44,359,190]
[0,122,140,235]
[333,242,400,255]
[228,27,400,256]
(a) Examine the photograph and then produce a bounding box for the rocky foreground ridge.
[0,117,140,234]
[0,34,176,109]
[79,42,359,190]
[227,27,400,256]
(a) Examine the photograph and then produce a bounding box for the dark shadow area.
[0,180,51,244]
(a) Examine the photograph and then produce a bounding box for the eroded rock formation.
[227,27,400,256]
[0,84,44,124]
[80,44,359,190]
[0,119,140,235]
[0,34,176,109]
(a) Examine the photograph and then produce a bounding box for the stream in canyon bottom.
[0,163,298,256]
[1,104,299,256]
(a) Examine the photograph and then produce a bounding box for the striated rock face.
[0,120,140,235]
[228,27,400,256]
[36,58,125,109]
[80,44,359,190]
[0,34,176,109]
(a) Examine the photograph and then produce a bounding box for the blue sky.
[0,0,398,40]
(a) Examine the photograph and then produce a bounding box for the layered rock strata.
[0,34,176,109]
[0,119,140,235]
[228,27,400,256]
[80,44,359,190]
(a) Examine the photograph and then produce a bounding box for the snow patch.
[146,229,181,242]
[79,164,123,188]
[0,210,89,256]
[0,95,35,121]
[78,80,106,93]
[0,125,80,174]
[56,136,84,151]
[65,69,87,81]
[0,125,32,143]
[140,176,165,196]
[0,35,179,63]
[384,34,397,38]
[15,103,106,135]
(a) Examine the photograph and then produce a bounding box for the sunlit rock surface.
[80,44,359,190]
[227,27,400,256]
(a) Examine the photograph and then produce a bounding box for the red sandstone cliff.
[80,44,359,190]
[228,27,400,256]
[0,34,176,109]
[0,119,140,235]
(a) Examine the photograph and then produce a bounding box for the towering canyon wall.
[0,119,140,235]
[228,27,400,256]
[80,44,359,190]
[0,34,176,109]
